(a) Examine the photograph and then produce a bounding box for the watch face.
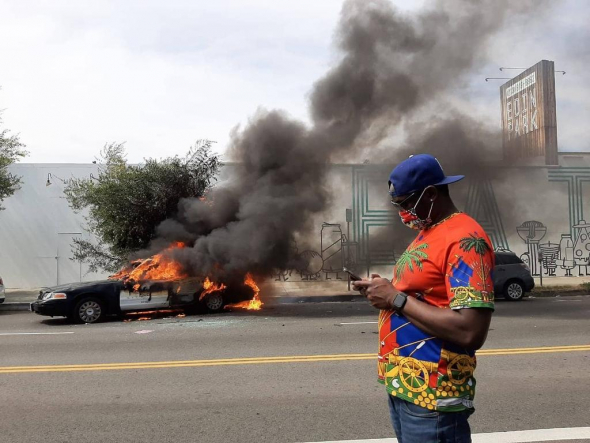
[394,294,407,309]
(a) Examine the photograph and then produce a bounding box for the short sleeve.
[446,233,495,310]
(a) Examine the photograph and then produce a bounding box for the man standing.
[353,154,495,443]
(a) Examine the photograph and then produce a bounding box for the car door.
[119,286,170,311]
[493,253,508,293]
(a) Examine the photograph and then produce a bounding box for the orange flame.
[199,277,227,301]
[226,273,263,310]
[110,242,187,284]
[109,243,263,312]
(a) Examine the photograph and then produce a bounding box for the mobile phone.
[343,267,363,281]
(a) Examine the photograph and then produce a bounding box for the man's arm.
[353,277,492,350]
[399,296,492,350]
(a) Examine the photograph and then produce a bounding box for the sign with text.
[500,60,558,165]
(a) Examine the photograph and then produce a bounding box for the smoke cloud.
[153,0,552,280]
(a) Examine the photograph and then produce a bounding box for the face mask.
[398,188,434,230]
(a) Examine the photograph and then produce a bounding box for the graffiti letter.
[529,88,538,132]
[513,97,520,135]
[521,92,528,134]
[530,108,538,131]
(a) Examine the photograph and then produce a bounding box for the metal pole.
[347,220,351,291]
[538,252,543,287]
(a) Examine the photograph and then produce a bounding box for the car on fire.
[30,277,256,324]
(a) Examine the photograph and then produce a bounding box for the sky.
[0,0,588,163]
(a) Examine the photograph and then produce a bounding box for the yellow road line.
[478,344,590,355]
[1,345,588,374]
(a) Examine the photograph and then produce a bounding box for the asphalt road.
[1,296,589,443]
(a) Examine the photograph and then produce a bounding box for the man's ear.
[425,185,439,202]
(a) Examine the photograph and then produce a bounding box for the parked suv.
[493,251,535,301]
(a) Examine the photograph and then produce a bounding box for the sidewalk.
[1,289,41,311]
[1,276,588,312]
[532,275,590,288]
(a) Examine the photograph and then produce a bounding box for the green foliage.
[0,119,28,210]
[394,243,428,282]
[459,234,491,256]
[64,140,220,272]
[581,282,590,292]
[459,234,492,292]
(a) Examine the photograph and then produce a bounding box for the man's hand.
[352,274,399,310]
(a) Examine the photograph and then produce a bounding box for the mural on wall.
[517,220,590,277]
[514,167,590,278]
[272,165,590,284]
[273,220,360,282]
[351,165,397,273]
[464,178,509,250]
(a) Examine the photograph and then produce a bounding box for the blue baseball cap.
[388,154,464,197]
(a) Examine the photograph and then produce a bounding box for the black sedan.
[31,278,254,323]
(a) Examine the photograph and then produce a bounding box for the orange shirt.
[378,212,494,412]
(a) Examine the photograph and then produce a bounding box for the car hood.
[42,280,122,293]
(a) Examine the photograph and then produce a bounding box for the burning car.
[30,243,262,323]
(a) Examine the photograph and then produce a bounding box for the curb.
[529,289,588,298]
[268,295,366,304]
[0,302,31,311]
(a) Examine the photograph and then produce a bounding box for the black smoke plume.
[153,0,552,279]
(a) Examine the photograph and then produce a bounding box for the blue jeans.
[388,395,473,443]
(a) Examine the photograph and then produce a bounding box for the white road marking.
[472,427,590,442]
[0,332,75,336]
[338,321,378,325]
[135,330,153,334]
[301,426,590,443]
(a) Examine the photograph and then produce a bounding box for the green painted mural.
[548,167,590,236]
[272,162,590,281]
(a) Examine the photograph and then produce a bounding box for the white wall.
[0,164,108,289]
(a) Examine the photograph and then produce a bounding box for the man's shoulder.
[445,213,491,243]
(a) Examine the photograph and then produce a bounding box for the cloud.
[0,0,587,162]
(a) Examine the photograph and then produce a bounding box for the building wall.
[1,157,589,289]
[0,164,107,289]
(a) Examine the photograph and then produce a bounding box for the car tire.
[503,280,525,301]
[203,291,225,313]
[71,297,105,323]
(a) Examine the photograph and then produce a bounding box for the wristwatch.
[391,293,408,312]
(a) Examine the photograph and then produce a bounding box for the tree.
[0,117,27,210]
[64,140,220,272]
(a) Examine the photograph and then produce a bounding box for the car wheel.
[504,280,525,301]
[203,291,224,313]
[72,297,105,323]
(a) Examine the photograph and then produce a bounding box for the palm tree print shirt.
[378,213,495,412]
